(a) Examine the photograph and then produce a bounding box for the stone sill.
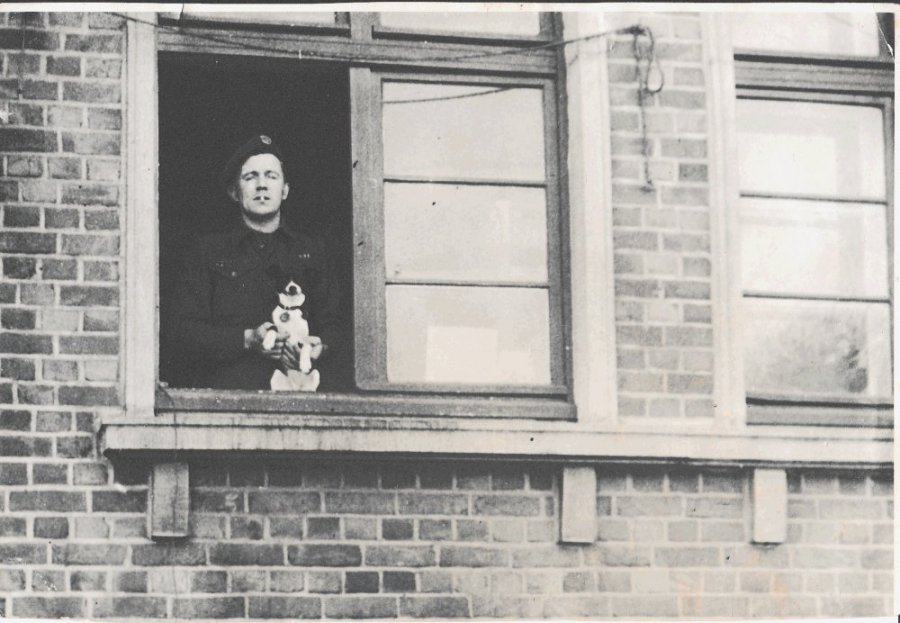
[100,413,892,468]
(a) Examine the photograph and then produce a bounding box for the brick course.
[0,449,887,618]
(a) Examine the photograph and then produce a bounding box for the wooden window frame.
[731,12,895,66]
[350,69,569,397]
[724,14,894,428]
[155,12,557,76]
[158,10,352,36]
[149,11,574,419]
[371,12,557,45]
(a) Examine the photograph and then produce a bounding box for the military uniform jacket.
[170,222,344,390]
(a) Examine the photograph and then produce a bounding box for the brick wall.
[0,10,892,620]
[0,11,123,412]
[0,458,890,619]
[606,13,715,420]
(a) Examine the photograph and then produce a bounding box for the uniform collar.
[231,220,300,249]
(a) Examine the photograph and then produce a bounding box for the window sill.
[747,395,893,428]
[101,411,892,467]
[155,387,576,420]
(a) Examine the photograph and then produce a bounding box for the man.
[170,135,344,390]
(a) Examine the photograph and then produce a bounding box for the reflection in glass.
[383,82,545,181]
[731,12,881,57]
[743,298,891,398]
[385,183,548,283]
[386,285,551,385]
[736,100,885,199]
[180,12,336,25]
[740,198,889,298]
[379,12,541,36]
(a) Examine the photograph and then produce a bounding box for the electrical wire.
[108,12,663,183]
[110,12,652,66]
[632,25,664,191]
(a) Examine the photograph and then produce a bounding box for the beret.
[219,134,285,188]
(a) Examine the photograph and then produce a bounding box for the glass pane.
[736,99,885,200]
[180,11,336,26]
[385,183,548,283]
[383,82,545,181]
[379,12,541,36]
[743,298,892,398]
[731,12,881,57]
[386,285,551,385]
[740,198,889,298]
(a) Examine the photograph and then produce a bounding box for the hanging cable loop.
[630,25,664,191]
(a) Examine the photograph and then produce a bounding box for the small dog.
[262,268,320,392]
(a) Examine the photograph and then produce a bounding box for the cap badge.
[260,135,272,145]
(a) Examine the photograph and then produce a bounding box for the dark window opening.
[157,53,354,392]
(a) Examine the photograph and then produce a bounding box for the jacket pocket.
[209,259,258,320]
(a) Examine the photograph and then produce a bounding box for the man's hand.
[308,336,325,362]
[244,322,286,363]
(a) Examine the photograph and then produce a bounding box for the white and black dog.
[262,267,320,392]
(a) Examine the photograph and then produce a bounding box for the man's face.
[230,153,289,221]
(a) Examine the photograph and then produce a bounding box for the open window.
[155,11,573,418]
[157,54,354,393]
[730,11,894,427]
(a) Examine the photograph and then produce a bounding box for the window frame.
[159,10,352,35]
[371,11,556,45]
[149,11,575,417]
[154,12,558,76]
[727,13,894,427]
[730,12,895,64]
[350,69,569,396]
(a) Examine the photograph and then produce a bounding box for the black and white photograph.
[0,3,894,620]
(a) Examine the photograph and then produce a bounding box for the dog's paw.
[261,330,277,351]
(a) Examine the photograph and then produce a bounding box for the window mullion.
[348,12,375,41]
[350,66,389,390]
[543,80,567,388]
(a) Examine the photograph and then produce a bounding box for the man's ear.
[226,183,239,203]
[282,182,290,201]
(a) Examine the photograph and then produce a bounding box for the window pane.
[736,100,885,200]
[180,12,336,26]
[743,298,891,398]
[383,82,545,181]
[386,285,551,385]
[731,12,881,57]
[379,12,541,36]
[385,183,548,283]
[740,198,889,298]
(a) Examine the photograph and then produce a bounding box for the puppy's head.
[278,279,305,308]
[267,265,305,307]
